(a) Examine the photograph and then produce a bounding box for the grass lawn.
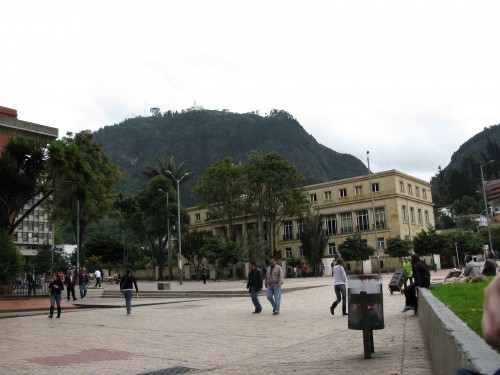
[430,276,494,338]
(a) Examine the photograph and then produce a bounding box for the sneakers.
[401,305,415,313]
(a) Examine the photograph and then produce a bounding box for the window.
[33,234,39,243]
[328,243,336,256]
[422,189,427,200]
[425,210,430,226]
[415,186,420,198]
[205,212,210,220]
[339,188,347,198]
[399,181,405,192]
[195,213,201,221]
[371,183,380,192]
[418,209,423,225]
[299,247,304,258]
[285,248,292,259]
[408,184,413,195]
[374,207,386,229]
[310,193,317,202]
[324,191,332,200]
[356,210,369,231]
[325,215,337,236]
[402,205,408,222]
[296,219,303,239]
[340,213,353,234]
[283,220,293,241]
[410,207,415,224]
[355,186,363,195]
[28,221,34,230]
[22,232,28,242]
[377,237,385,250]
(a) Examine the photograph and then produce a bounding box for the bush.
[0,230,24,285]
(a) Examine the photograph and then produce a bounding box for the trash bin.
[347,274,384,359]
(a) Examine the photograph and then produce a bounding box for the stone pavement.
[0,273,438,375]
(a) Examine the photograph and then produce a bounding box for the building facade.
[0,106,59,262]
[187,170,435,272]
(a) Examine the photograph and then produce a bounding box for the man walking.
[64,270,77,301]
[265,257,284,315]
[246,260,263,313]
[201,264,207,284]
[94,269,102,288]
[26,270,37,296]
[78,268,89,300]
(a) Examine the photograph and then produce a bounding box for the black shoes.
[330,301,338,315]
[252,309,262,314]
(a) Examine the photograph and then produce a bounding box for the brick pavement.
[0,274,435,375]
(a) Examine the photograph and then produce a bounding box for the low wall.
[418,288,500,375]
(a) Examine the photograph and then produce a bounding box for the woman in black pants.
[402,254,430,313]
[48,273,64,318]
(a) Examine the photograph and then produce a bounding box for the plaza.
[0,274,432,375]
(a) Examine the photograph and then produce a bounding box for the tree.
[338,232,375,272]
[385,236,412,258]
[143,154,192,187]
[203,238,243,279]
[183,230,213,276]
[83,233,126,271]
[31,245,68,275]
[193,158,244,241]
[50,131,122,261]
[300,211,328,277]
[0,230,24,287]
[242,151,310,256]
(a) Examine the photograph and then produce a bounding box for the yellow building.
[187,169,434,274]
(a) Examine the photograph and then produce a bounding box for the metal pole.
[481,161,494,253]
[77,200,80,272]
[367,151,380,275]
[176,178,183,285]
[167,193,172,281]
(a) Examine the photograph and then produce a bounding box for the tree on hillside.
[338,232,375,272]
[50,131,122,266]
[193,158,244,241]
[385,236,412,258]
[300,211,328,277]
[242,151,310,257]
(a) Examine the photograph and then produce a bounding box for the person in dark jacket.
[402,254,430,313]
[48,273,64,318]
[246,260,263,313]
[64,270,77,301]
[482,252,497,276]
[120,269,139,315]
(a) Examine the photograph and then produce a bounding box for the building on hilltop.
[0,106,59,264]
[187,169,436,275]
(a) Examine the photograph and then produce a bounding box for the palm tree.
[143,154,192,187]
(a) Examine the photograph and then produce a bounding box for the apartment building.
[187,170,435,272]
[0,106,59,262]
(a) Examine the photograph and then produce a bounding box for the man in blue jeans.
[265,257,284,315]
[246,260,263,313]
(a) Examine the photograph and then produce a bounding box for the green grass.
[430,277,494,338]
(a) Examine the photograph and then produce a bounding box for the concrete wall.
[418,288,500,375]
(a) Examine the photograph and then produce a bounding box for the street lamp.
[166,171,190,285]
[367,151,381,275]
[480,160,495,255]
[158,189,172,281]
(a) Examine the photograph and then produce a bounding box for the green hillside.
[93,109,368,205]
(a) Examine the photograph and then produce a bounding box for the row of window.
[19,221,51,231]
[283,237,386,259]
[399,181,428,199]
[401,205,431,226]
[309,183,380,203]
[17,208,46,220]
[282,208,387,240]
[13,232,52,243]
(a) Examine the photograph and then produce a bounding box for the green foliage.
[300,211,329,276]
[31,245,68,274]
[93,109,369,206]
[338,232,375,262]
[183,230,213,273]
[202,237,242,274]
[430,277,494,337]
[0,230,24,284]
[413,229,450,256]
[385,236,413,258]
[83,233,127,270]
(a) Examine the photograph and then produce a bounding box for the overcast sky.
[2,1,500,182]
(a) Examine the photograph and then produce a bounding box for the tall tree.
[143,154,192,186]
[385,236,413,258]
[300,211,328,276]
[338,232,375,272]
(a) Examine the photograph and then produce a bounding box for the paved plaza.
[0,274,434,375]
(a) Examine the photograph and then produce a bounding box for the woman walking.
[330,258,348,316]
[120,269,139,315]
[48,273,64,319]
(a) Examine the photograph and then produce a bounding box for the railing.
[2,281,50,298]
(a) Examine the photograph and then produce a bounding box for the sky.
[2,1,500,182]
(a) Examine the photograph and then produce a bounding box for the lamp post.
[166,171,190,285]
[367,151,381,275]
[158,189,172,281]
[480,160,494,254]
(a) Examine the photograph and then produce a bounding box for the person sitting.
[482,252,498,276]
[463,255,481,277]
[401,254,430,313]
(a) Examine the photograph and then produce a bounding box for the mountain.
[93,109,368,206]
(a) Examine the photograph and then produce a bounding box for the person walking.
[330,258,348,316]
[120,269,139,315]
[201,264,207,284]
[301,262,307,278]
[402,254,430,313]
[64,270,77,301]
[246,260,263,313]
[94,269,102,288]
[48,273,64,319]
[26,270,37,296]
[265,257,284,315]
[78,269,89,300]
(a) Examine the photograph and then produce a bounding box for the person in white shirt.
[94,269,102,288]
[330,258,348,316]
